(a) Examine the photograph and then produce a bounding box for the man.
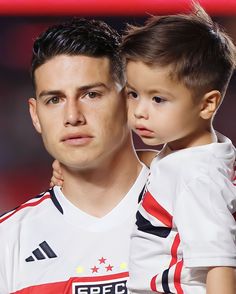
[0,18,152,293]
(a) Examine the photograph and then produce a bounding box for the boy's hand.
[206,266,236,294]
[50,160,64,187]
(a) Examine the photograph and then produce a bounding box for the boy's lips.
[135,126,155,137]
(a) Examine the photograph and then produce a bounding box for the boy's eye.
[152,96,165,103]
[127,91,138,99]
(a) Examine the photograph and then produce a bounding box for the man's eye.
[47,96,60,104]
[87,92,98,99]
[152,96,165,103]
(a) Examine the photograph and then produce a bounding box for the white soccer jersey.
[128,133,236,294]
[0,165,149,294]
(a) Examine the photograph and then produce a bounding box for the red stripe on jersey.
[0,194,51,224]
[174,260,184,294]
[142,191,173,227]
[73,271,129,282]
[169,233,180,268]
[150,274,158,292]
[150,275,162,293]
[12,280,67,294]
[12,272,129,294]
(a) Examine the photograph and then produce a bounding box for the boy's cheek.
[127,118,135,129]
[127,115,135,130]
[127,107,135,128]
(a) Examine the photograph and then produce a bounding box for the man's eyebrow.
[38,90,62,99]
[78,82,110,91]
[38,83,110,99]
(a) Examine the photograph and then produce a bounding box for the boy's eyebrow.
[147,88,174,97]
[125,82,136,90]
[126,82,175,98]
[38,83,109,98]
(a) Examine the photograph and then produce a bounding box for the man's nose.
[63,99,85,126]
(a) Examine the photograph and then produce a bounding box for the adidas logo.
[25,241,57,262]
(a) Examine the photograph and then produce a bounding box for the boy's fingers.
[50,176,64,187]
[51,159,63,186]
[53,170,63,181]
[52,159,62,174]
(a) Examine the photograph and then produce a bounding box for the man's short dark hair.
[31,18,124,88]
[121,3,236,99]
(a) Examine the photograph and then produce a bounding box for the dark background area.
[0,6,235,214]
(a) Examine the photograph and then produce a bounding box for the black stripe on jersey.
[0,191,50,219]
[162,269,173,293]
[39,241,57,258]
[138,185,146,203]
[0,206,18,218]
[25,256,34,262]
[49,188,64,214]
[25,241,57,262]
[34,191,49,199]
[136,211,171,238]
[33,248,46,260]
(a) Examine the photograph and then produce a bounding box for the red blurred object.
[0,0,236,16]
[0,168,51,214]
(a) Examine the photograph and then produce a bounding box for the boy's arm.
[136,149,158,167]
[174,174,236,289]
[206,266,236,294]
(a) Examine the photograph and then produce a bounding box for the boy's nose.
[133,100,149,120]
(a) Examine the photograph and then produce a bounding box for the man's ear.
[200,90,221,120]
[28,98,42,133]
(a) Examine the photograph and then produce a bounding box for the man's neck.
[60,138,142,217]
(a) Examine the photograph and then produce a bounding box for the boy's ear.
[199,90,221,120]
[28,98,42,133]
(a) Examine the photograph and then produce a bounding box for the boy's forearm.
[206,266,236,294]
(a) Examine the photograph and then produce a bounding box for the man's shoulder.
[0,189,52,227]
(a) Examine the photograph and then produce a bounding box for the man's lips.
[61,133,93,145]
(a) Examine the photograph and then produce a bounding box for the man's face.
[29,55,128,170]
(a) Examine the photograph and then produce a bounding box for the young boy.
[121,3,236,294]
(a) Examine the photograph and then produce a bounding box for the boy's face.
[29,55,129,170]
[126,61,204,149]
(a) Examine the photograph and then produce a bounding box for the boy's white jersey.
[128,133,236,294]
[0,166,149,294]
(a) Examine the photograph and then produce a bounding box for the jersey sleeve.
[174,174,236,268]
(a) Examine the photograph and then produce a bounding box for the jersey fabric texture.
[0,165,149,294]
[128,133,236,294]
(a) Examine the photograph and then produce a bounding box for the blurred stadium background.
[0,0,236,213]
